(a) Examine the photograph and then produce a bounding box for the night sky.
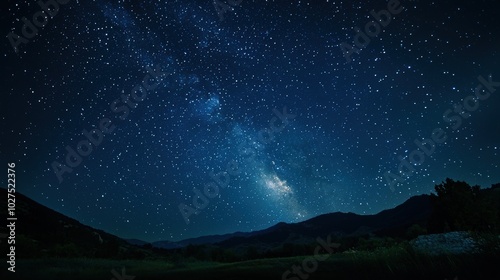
[2,0,500,242]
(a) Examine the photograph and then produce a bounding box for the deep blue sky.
[2,0,499,242]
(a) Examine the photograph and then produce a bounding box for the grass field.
[4,244,499,280]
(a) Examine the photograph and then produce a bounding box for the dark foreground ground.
[3,244,499,280]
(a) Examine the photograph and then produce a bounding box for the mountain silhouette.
[0,187,431,254]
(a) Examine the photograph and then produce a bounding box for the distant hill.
[157,184,499,252]
[214,195,432,250]
[125,238,150,247]
[151,231,255,249]
[143,195,432,251]
[0,188,148,259]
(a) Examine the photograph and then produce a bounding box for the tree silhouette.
[428,178,498,233]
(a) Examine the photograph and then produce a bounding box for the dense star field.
[2,0,499,242]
